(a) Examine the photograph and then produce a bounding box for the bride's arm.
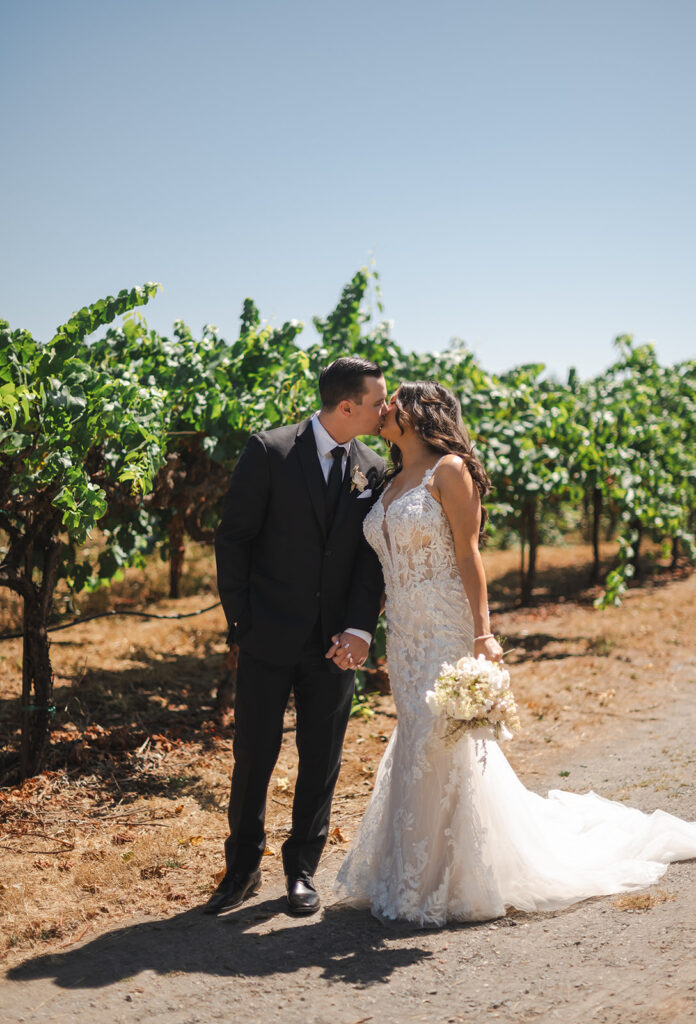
[432,455,504,663]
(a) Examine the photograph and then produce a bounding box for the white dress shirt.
[311,412,372,648]
[311,411,351,482]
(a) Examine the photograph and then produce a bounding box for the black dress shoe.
[203,869,261,914]
[286,874,320,915]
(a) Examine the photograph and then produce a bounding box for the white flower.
[350,466,369,493]
[427,654,520,746]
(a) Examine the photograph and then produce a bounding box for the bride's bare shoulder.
[433,453,474,488]
[431,456,474,503]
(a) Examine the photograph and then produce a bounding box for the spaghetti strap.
[424,454,451,480]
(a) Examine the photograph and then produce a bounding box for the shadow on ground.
[0,639,235,792]
[6,901,449,989]
[486,550,690,613]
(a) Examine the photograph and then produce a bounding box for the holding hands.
[326,631,370,671]
[326,631,502,670]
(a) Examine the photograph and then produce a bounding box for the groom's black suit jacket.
[215,417,386,667]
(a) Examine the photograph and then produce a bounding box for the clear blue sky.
[2,0,694,379]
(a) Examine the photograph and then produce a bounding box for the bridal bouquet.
[426,654,521,748]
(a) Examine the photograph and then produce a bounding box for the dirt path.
[4,647,696,1023]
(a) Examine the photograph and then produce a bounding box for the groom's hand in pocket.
[326,632,369,671]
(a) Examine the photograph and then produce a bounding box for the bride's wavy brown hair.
[387,381,491,540]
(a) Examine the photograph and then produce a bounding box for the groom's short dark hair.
[319,357,383,410]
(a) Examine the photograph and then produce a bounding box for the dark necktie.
[326,445,345,525]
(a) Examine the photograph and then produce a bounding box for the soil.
[1,543,695,1022]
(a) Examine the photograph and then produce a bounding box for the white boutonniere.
[350,466,369,493]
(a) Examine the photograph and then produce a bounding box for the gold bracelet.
[474,633,494,641]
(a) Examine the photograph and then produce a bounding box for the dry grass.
[1,540,694,967]
[612,890,676,912]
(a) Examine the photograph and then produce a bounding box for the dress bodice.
[364,462,474,657]
[365,463,461,596]
[363,461,475,723]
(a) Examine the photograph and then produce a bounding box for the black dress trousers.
[224,619,355,878]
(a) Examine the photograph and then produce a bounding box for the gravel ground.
[4,655,696,1024]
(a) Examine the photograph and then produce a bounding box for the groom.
[205,357,388,915]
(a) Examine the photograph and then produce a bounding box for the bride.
[334,380,696,926]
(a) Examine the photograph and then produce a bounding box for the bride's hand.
[326,632,369,671]
[474,635,504,663]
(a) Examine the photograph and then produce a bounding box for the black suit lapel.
[295,418,328,539]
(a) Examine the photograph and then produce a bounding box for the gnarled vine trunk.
[20,595,54,779]
[591,486,602,584]
[670,535,680,570]
[631,522,644,580]
[16,539,61,780]
[519,498,538,606]
[169,514,186,599]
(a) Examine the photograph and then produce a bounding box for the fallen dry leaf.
[140,864,166,879]
[178,835,204,847]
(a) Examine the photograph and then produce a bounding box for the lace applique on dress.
[336,464,493,926]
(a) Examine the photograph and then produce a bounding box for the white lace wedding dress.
[334,461,696,925]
